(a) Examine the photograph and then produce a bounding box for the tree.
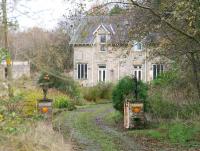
[99,0,200,99]
[11,27,73,73]
[1,0,14,97]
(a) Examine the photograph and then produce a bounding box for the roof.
[70,16,131,45]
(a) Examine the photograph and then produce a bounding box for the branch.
[129,0,200,45]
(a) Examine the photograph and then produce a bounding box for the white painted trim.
[98,65,107,82]
[93,24,110,35]
[109,24,115,34]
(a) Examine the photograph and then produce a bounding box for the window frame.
[133,65,143,81]
[98,65,106,82]
[152,64,164,80]
[133,41,143,51]
[77,63,88,80]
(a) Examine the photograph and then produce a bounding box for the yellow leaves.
[6,58,11,65]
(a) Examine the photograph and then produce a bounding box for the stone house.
[70,16,165,86]
[0,61,30,80]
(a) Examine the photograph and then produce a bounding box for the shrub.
[21,89,42,116]
[82,83,113,102]
[146,94,178,119]
[112,76,148,113]
[82,86,100,102]
[97,83,113,100]
[0,93,25,113]
[53,96,69,109]
[38,71,81,100]
[147,93,200,119]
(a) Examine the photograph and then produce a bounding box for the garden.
[0,70,200,151]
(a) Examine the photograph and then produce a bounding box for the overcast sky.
[9,0,97,30]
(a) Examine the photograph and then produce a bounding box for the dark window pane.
[81,64,84,78]
[78,64,80,79]
[103,70,106,81]
[157,64,160,76]
[85,64,87,79]
[99,65,106,68]
[153,65,156,79]
[99,70,101,81]
[134,71,137,78]
[100,35,106,43]
[139,71,141,80]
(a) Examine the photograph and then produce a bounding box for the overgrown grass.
[146,93,200,119]
[82,83,113,102]
[0,122,71,151]
[127,121,200,148]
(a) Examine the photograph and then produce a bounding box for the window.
[100,44,106,51]
[133,42,142,51]
[100,35,107,52]
[77,63,88,79]
[100,35,106,43]
[133,65,142,80]
[98,65,106,82]
[153,64,164,79]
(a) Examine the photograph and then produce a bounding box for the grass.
[127,120,200,148]
[0,122,71,151]
[59,104,120,151]
[53,103,143,151]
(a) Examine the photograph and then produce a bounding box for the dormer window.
[133,41,143,51]
[100,44,106,51]
[100,35,106,43]
[100,34,107,52]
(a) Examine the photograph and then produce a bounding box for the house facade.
[70,16,164,86]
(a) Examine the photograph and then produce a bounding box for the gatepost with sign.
[124,76,145,129]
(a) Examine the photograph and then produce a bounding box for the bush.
[38,72,81,100]
[146,94,178,119]
[82,83,113,102]
[112,76,148,113]
[53,96,69,109]
[147,94,200,119]
[97,83,113,100]
[21,89,42,116]
[82,86,100,102]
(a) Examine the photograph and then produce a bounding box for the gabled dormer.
[93,24,115,52]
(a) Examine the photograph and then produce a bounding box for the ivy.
[0,48,10,63]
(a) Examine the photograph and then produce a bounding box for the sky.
[8,0,97,30]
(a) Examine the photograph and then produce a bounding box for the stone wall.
[0,61,30,80]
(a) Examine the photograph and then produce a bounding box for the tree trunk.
[2,0,13,98]
[190,53,200,99]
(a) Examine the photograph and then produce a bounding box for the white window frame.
[152,64,164,80]
[133,65,143,81]
[98,65,106,82]
[77,63,88,80]
[100,34,107,52]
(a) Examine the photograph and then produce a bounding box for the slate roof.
[70,16,131,45]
